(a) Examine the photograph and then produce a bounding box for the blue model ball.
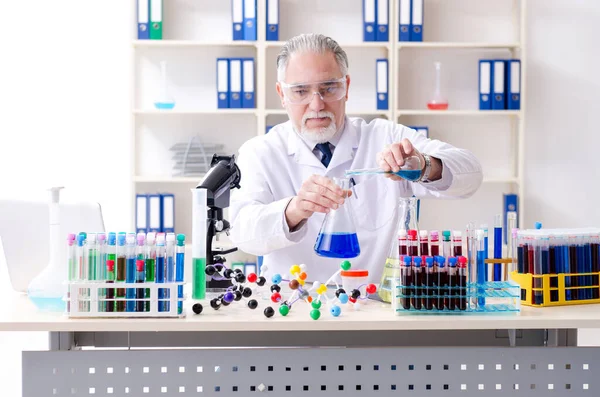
[338,293,349,304]
[330,305,341,317]
[271,274,282,284]
[223,292,235,303]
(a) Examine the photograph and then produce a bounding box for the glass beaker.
[427,61,449,110]
[378,197,420,303]
[314,177,360,258]
[345,155,422,181]
[154,60,176,110]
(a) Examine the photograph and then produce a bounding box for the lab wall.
[524,1,600,229]
[1,1,600,395]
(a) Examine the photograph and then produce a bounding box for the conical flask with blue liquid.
[314,177,360,258]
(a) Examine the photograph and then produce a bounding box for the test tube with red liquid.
[457,256,468,310]
[400,256,412,310]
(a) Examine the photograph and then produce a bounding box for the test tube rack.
[510,270,600,307]
[65,281,186,318]
[393,280,521,315]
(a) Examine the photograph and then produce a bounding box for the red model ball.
[366,284,377,294]
[247,273,257,283]
[271,292,281,303]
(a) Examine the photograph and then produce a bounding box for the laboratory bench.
[2,291,600,396]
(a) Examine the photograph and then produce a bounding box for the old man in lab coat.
[230,33,483,284]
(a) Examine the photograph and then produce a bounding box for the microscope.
[195,154,241,290]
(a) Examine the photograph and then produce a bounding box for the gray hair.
[276,33,349,82]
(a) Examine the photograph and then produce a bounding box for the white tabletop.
[2,291,600,332]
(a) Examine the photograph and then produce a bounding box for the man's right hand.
[285,175,351,230]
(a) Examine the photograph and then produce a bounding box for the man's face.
[277,51,350,144]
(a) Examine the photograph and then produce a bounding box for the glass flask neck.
[398,197,419,231]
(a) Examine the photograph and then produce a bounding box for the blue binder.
[135,194,148,233]
[229,58,243,109]
[506,59,521,110]
[363,0,376,41]
[160,193,175,233]
[398,0,410,41]
[410,0,423,42]
[242,58,255,108]
[266,125,273,134]
[492,60,506,110]
[217,58,230,109]
[409,126,428,138]
[479,60,492,110]
[376,59,388,110]
[376,0,389,41]
[137,0,150,40]
[266,0,279,41]
[243,0,257,41]
[232,0,244,40]
[148,194,162,233]
[503,193,518,244]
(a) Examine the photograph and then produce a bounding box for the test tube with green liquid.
[145,232,157,312]
[84,233,97,312]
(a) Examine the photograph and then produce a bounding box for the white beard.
[300,111,337,144]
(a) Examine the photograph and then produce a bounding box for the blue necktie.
[316,142,332,168]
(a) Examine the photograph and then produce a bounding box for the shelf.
[396,110,521,117]
[133,40,257,48]
[482,177,519,184]
[134,176,204,183]
[133,109,258,116]
[265,41,390,49]
[265,109,389,116]
[397,42,521,50]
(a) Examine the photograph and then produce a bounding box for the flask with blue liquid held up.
[345,155,422,181]
[314,177,360,258]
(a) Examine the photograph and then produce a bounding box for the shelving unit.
[131,0,526,240]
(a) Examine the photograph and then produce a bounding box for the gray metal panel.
[24,347,598,396]
[71,329,565,348]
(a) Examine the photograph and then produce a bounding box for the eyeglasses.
[279,77,347,105]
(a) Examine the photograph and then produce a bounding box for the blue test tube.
[480,224,489,281]
[562,236,571,301]
[125,233,136,312]
[493,215,502,281]
[476,230,486,307]
[165,233,176,312]
[156,234,166,312]
[585,234,592,300]
[176,234,186,314]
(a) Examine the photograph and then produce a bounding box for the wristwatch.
[419,153,432,183]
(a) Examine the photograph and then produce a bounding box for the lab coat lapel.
[286,126,325,169]
[326,121,359,173]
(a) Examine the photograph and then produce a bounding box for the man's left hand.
[376,138,425,182]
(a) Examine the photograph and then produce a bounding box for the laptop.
[0,199,105,293]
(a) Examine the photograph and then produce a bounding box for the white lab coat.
[230,117,483,284]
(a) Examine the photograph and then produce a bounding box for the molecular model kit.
[191,260,377,320]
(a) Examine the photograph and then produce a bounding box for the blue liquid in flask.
[315,232,361,258]
[395,169,421,181]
